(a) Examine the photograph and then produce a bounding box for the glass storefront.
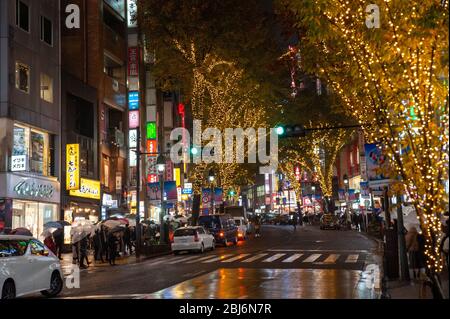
[11,200,58,240]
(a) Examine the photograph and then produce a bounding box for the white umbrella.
[40,227,58,238]
[71,220,97,243]
[102,219,122,229]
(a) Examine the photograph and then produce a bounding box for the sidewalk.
[387,270,449,299]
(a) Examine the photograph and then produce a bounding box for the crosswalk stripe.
[323,254,340,263]
[282,253,303,263]
[168,255,204,264]
[345,254,360,263]
[241,253,268,263]
[185,255,219,264]
[202,254,233,263]
[262,253,286,263]
[302,254,322,263]
[221,254,251,263]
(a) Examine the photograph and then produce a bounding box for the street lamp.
[208,170,215,214]
[157,154,166,244]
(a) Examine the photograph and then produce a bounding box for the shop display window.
[12,201,57,240]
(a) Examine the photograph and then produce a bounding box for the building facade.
[0,0,61,238]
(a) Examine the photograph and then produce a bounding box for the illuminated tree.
[279,0,449,296]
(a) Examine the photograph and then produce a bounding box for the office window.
[15,0,29,32]
[40,73,53,103]
[40,16,53,46]
[15,62,30,93]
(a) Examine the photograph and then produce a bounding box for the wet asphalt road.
[54,225,381,299]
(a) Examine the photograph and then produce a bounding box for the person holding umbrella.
[107,231,118,266]
[43,232,57,255]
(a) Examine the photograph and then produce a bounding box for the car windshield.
[0,240,29,257]
[198,216,221,229]
[234,220,241,226]
[174,229,196,237]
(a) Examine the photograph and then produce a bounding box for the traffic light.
[275,124,306,138]
[190,146,199,155]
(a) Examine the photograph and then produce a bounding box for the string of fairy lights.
[298,0,449,272]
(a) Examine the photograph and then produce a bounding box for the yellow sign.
[66,144,80,190]
[70,178,101,200]
[174,168,181,187]
[181,194,189,201]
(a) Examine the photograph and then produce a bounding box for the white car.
[171,226,215,254]
[233,217,248,240]
[0,235,64,299]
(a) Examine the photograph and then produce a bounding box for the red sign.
[128,47,139,76]
[165,160,174,181]
[147,174,158,183]
[146,140,157,154]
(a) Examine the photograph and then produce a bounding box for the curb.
[360,231,387,299]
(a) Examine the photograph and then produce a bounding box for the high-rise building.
[60,0,128,222]
[0,0,61,238]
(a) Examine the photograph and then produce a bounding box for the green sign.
[146,122,157,139]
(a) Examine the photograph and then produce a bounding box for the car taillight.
[238,232,243,237]
[194,232,199,242]
[219,231,224,237]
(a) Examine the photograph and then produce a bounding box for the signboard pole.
[135,129,141,258]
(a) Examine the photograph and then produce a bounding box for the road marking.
[262,253,286,263]
[282,253,303,263]
[202,254,233,263]
[241,253,268,263]
[168,255,204,264]
[185,255,219,264]
[323,254,340,263]
[345,254,360,263]
[302,254,322,263]
[268,249,369,253]
[221,254,251,263]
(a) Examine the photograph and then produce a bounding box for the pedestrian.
[100,225,109,262]
[107,232,118,266]
[298,209,303,226]
[292,213,298,231]
[93,229,104,262]
[405,226,421,279]
[78,235,90,269]
[71,234,79,265]
[44,234,57,255]
[123,224,132,255]
[53,229,64,260]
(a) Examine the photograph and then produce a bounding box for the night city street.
[55,225,380,299]
[0,0,449,312]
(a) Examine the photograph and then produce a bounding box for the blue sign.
[128,91,139,110]
[182,188,193,195]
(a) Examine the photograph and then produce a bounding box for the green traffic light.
[275,126,285,135]
[191,147,199,155]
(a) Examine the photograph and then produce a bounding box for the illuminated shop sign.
[66,144,80,190]
[146,122,157,139]
[128,91,139,110]
[70,178,101,200]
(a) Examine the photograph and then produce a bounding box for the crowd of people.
[70,224,136,268]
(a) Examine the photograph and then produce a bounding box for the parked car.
[0,235,64,299]
[274,214,290,225]
[261,213,277,224]
[233,217,248,240]
[198,214,239,246]
[171,226,215,254]
[320,214,340,230]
